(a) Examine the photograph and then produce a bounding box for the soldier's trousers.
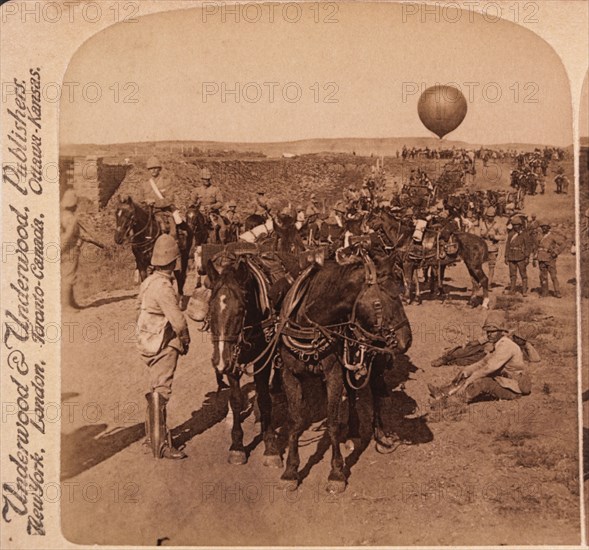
[539,260,559,294]
[486,247,499,286]
[142,346,179,400]
[464,378,520,402]
[508,260,528,293]
[61,248,80,308]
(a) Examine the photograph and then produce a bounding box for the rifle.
[78,221,106,249]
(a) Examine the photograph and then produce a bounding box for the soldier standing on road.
[137,234,190,460]
[504,215,534,296]
[61,189,104,312]
[477,207,505,288]
[533,221,563,298]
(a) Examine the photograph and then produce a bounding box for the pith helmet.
[511,215,524,226]
[482,310,508,332]
[485,206,496,217]
[146,156,162,170]
[539,220,551,228]
[62,189,78,208]
[200,168,211,180]
[151,234,180,266]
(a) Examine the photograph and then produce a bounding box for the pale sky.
[61,3,573,146]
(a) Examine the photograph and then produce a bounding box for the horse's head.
[186,204,207,244]
[274,214,305,256]
[364,253,412,354]
[114,196,135,245]
[206,256,249,375]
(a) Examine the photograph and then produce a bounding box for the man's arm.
[158,282,188,336]
[461,340,513,384]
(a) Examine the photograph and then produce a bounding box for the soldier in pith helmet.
[137,234,190,460]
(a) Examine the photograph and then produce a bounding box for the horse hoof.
[326,480,346,494]
[227,450,247,465]
[279,478,298,492]
[263,455,283,469]
[375,441,397,454]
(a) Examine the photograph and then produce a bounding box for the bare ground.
[61,157,581,546]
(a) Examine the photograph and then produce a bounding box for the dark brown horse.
[277,253,412,493]
[206,254,282,467]
[114,196,193,294]
[369,208,489,307]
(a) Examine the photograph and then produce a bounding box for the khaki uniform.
[137,271,188,399]
[535,231,562,296]
[60,209,81,309]
[140,174,174,207]
[505,229,533,294]
[193,184,223,212]
[477,218,505,287]
[140,174,180,238]
[464,336,531,401]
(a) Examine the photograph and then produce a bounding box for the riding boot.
[142,404,152,454]
[145,392,187,460]
[553,278,562,298]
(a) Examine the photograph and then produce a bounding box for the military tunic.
[505,229,533,294]
[535,231,562,296]
[193,184,223,211]
[137,271,188,399]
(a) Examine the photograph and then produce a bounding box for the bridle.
[116,202,159,253]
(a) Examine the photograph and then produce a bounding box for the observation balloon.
[417,85,467,139]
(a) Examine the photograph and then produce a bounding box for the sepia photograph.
[1,1,588,548]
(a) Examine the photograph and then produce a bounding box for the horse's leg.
[325,358,346,493]
[280,361,303,489]
[464,260,488,308]
[344,383,360,454]
[414,265,421,304]
[437,264,446,298]
[255,365,282,468]
[402,262,413,304]
[370,358,398,452]
[227,372,247,464]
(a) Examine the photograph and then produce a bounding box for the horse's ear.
[205,259,219,283]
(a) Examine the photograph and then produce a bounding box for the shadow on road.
[61,385,253,480]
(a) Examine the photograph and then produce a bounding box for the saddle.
[409,228,459,262]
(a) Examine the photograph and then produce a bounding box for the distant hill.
[61,137,571,159]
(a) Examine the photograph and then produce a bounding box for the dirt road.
[61,161,581,546]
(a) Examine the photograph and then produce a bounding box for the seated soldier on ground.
[428,311,537,405]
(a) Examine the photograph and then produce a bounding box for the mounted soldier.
[140,156,183,240]
[223,200,242,240]
[193,167,228,244]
